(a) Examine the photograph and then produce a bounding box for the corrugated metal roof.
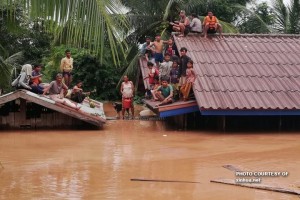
[174,34,300,111]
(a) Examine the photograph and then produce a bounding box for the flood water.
[1,105,300,199]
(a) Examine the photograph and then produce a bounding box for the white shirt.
[190,18,202,32]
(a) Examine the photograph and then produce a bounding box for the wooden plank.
[223,164,244,172]
[139,57,150,90]
[211,179,300,196]
[0,91,21,105]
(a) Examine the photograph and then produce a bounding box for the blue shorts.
[154,53,163,63]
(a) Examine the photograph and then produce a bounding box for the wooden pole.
[211,179,300,196]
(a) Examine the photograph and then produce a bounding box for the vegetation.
[238,3,275,33]
[1,0,299,101]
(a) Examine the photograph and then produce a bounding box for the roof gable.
[174,34,300,111]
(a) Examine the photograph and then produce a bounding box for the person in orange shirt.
[202,11,223,38]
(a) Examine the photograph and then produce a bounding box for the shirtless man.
[149,34,168,66]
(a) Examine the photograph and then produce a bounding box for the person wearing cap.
[171,10,190,37]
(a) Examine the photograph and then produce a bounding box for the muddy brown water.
[0,104,300,199]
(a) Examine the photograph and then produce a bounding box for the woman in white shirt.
[120,75,135,119]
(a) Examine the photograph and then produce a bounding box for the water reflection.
[0,120,300,199]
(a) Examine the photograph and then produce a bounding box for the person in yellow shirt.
[202,11,223,39]
[60,49,74,86]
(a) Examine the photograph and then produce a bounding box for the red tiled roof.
[174,34,300,110]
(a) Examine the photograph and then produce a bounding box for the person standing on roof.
[180,60,196,101]
[141,36,154,63]
[165,38,179,62]
[190,13,202,33]
[149,34,168,67]
[202,11,223,38]
[171,10,190,37]
[60,49,73,87]
[178,47,191,99]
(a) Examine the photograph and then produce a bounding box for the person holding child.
[180,60,196,101]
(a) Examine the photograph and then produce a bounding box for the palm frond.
[288,0,300,33]
[272,0,289,32]
[5,0,130,66]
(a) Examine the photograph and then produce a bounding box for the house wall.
[0,99,96,129]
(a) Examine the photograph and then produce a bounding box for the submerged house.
[0,90,106,129]
[141,34,300,129]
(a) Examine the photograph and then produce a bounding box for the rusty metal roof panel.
[174,34,300,111]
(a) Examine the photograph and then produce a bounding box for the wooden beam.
[211,179,300,196]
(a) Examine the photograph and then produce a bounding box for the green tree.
[238,2,275,33]
[0,4,52,90]
[3,0,130,65]
[273,0,300,33]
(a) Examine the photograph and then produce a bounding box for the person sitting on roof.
[152,78,174,107]
[70,81,91,103]
[180,60,196,101]
[30,64,44,94]
[141,36,155,63]
[190,13,202,33]
[42,73,80,110]
[202,11,223,38]
[11,64,33,90]
[171,10,190,37]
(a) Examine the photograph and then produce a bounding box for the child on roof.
[30,64,44,94]
[169,61,180,100]
[159,53,173,82]
[180,60,196,101]
[152,78,174,107]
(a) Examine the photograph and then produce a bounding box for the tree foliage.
[3,0,130,65]
[273,0,300,33]
[238,2,275,33]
